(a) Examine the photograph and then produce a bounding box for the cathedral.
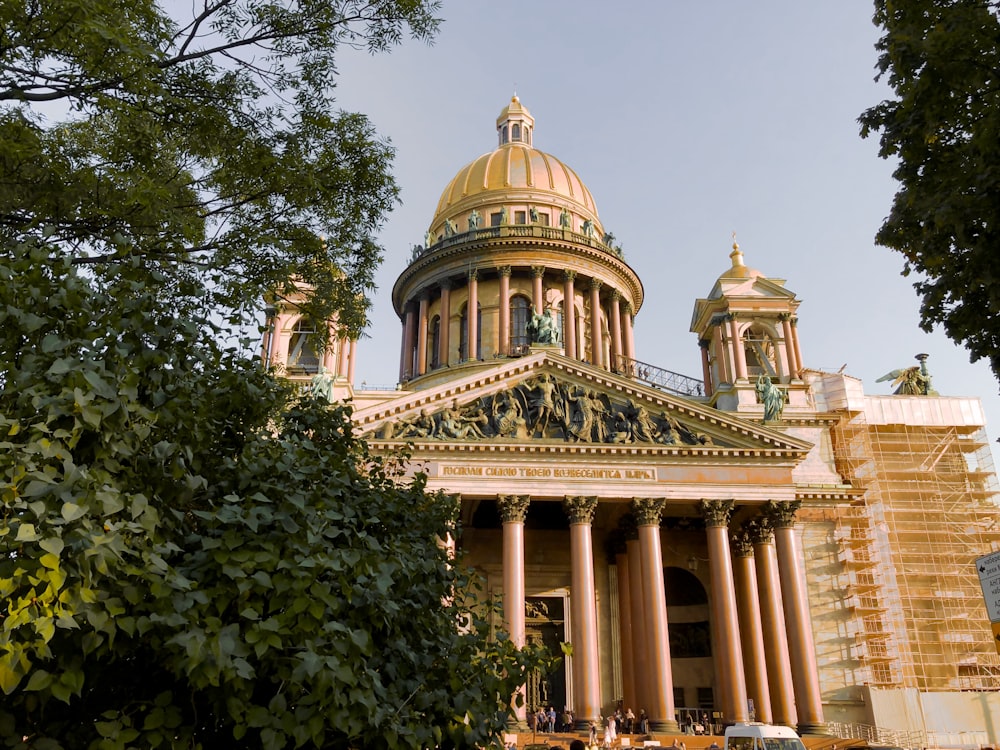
[262,97,1000,743]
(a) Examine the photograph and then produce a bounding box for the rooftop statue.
[526,308,561,345]
[876,360,937,395]
[468,209,482,231]
[755,372,785,422]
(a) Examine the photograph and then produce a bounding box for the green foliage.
[859,0,1000,379]
[0,0,442,335]
[0,241,547,748]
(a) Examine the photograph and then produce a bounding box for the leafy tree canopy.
[860,0,1000,380]
[0,241,544,748]
[1,0,441,334]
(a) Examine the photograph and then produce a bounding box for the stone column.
[728,314,747,381]
[563,270,577,360]
[499,266,511,356]
[790,318,804,378]
[700,499,749,723]
[563,496,601,727]
[623,303,636,362]
[633,498,679,732]
[748,519,797,728]
[336,334,349,376]
[624,516,649,714]
[609,290,623,372]
[467,270,478,362]
[612,532,637,713]
[765,501,827,735]
[532,266,545,314]
[779,313,798,378]
[732,528,772,723]
[439,280,452,368]
[499,494,531,728]
[589,279,603,369]
[417,290,430,376]
[712,320,729,386]
[699,339,714,397]
[400,303,416,381]
[346,338,356,384]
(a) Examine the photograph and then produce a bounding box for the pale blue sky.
[332,1,1000,456]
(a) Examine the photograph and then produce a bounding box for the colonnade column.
[748,519,797,728]
[764,501,827,735]
[336,334,349,377]
[728,313,747,380]
[624,516,650,715]
[439,280,452,368]
[633,498,679,732]
[589,279,603,369]
[731,528,772,723]
[699,340,714,398]
[467,270,479,362]
[563,270,577,360]
[346,338,356,384]
[700,499,748,723]
[612,534,637,712]
[779,313,798,378]
[712,320,728,386]
[499,494,530,728]
[563,496,601,727]
[400,303,416,381]
[416,291,429,376]
[532,266,545,314]
[623,303,636,362]
[499,266,511,356]
[791,318,804,379]
[609,290,623,372]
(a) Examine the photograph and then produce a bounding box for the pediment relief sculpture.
[378,375,726,446]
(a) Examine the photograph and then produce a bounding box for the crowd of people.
[526,705,719,746]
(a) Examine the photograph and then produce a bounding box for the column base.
[649,719,680,733]
[506,716,528,732]
[796,722,831,737]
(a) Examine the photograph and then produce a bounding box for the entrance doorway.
[525,596,567,716]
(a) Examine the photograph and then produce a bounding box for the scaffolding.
[831,403,1000,691]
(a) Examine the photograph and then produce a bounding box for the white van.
[724,723,807,750]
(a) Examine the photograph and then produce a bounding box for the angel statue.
[526,308,560,345]
[876,355,936,396]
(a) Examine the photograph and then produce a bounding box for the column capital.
[699,338,711,349]
[531,265,546,278]
[589,277,603,292]
[778,312,792,322]
[745,517,774,545]
[498,494,530,524]
[725,311,739,322]
[563,495,598,524]
[700,498,735,528]
[631,497,665,527]
[498,265,512,278]
[730,528,755,558]
[468,268,478,282]
[624,302,634,316]
[609,288,622,302]
[439,278,452,291]
[419,288,431,301]
[563,269,577,282]
[763,499,801,529]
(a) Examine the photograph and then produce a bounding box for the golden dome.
[427,98,602,240]
[717,240,762,282]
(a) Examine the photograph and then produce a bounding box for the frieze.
[377,374,723,446]
[436,464,656,481]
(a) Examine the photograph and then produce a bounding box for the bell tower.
[690,240,805,414]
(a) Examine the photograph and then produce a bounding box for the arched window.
[509,295,532,355]
[287,317,320,374]
[458,303,482,361]
[501,125,508,144]
[429,315,441,369]
[512,123,521,141]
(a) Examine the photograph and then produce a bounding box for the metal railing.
[614,355,705,397]
[412,225,625,261]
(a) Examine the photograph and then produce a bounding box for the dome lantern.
[496,94,534,147]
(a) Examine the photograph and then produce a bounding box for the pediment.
[354,352,811,456]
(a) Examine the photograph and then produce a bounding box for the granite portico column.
[764,501,827,735]
[439,280,452,367]
[589,279,603,369]
[633,498,679,732]
[609,290,623,372]
[499,266,511,356]
[563,496,602,728]
[748,519,797,728]
[700,499,749,724]
[467,269,479,361]
[499,494,531,728]
[624,515,650,715]
[611,532,637,713]
[731,528,772,723]
[563,270,577,360]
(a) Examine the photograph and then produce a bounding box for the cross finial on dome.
[730,231,744,267]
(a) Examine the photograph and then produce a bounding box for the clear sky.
[331,1,1000,457]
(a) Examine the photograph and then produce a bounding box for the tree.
[0,241,544,748]
[859,0,1000,380]
[1,0,441,334]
